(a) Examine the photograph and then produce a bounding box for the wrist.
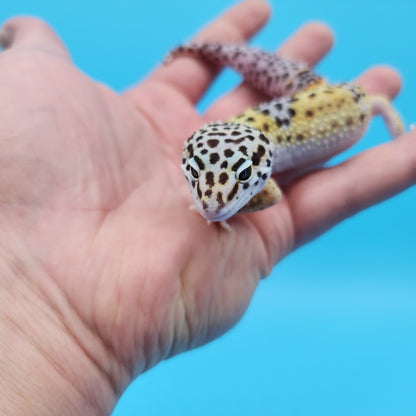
[0,255,121,416]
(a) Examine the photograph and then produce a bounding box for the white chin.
[198,202,245,222]
[202,211,233,222]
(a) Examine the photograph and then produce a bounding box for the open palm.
[1,0,414,404]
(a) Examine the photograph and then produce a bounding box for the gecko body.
[172,43,405,222]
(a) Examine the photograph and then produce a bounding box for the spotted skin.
[169,43,322,97]
[173,43,405,222]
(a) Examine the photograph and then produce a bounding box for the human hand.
[0,1,414,414]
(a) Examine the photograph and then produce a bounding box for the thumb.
[0,16,71,60]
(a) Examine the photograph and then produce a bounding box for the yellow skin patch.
[231,83,371,146]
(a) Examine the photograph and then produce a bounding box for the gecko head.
[182,122,273,222]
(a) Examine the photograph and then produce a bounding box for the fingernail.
[0,25,14,49]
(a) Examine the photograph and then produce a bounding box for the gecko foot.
[219,221,232,232]
[206,218,232,232]
[188,205,231,231]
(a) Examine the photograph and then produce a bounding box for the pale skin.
[0,0,415,414]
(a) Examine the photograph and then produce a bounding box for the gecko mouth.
[199,196,247,222]
[200,208,234,222]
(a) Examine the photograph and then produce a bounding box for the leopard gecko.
[170,43,405,224]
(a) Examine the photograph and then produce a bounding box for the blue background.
[1,0,415,415]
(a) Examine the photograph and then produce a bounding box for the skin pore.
[0,1,415,414]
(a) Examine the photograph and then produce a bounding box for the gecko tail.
[369,95,405,139]
[166,42,322,98]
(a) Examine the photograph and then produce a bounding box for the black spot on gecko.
[261,109,270,116]
[288,108,296,118]
[259,134,270,144]
[225,137,246,144]
[202,201,208,210]
[205,189,212,197]
[227,183,239,201]
[261,173,268,180]
[220,161,228,169]
[224,149,234,158]
[201,149,208,155]
[209,153,220,164]
[205,171,215,187]
[262,123,269,132]
[252,145,266,166]
[187,144,194,156]
[245,117,255,122]
[231,158,246,172]
[305,110,314,118]
[243,183,250,190]
[239,145,248,156]
[197,183,202,199]
[197,143,203,148]
[207,139,219,148]
[216,191,224,206]
[219,172,229,185]
[208,132,226,136]
[296,134,305,141]
[193,155,205,170]
[231,130,242,136]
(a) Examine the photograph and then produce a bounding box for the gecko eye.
[190,167,199,179]
[188,157,200,179]
[236,159,253,183]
